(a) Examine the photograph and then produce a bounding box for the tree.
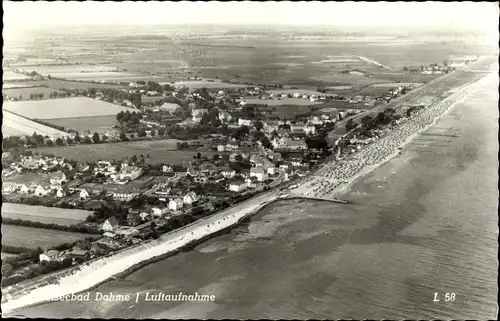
[116,111,125,122]
[92,132,100,144]
[131,155,138,164]
[40,93,44,99]
[158,128,165,136]
[66,137,73,144]
[196,152,201,159]
[83,136,92,144]
[29,93,35,100]
[102,134,108,142]
[137,128,147,137]
[55,137,64,146]
[346,119,357,132]
[47,139,54,146]
[150,130,156,137]
[235,154,243,162]
[361,115,373,126]
[375,112,387,125]
[255,121,264,131]
[119,131,127,141]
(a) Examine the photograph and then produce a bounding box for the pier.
[278,194,350,204]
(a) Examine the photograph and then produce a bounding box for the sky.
[3,1,498,32]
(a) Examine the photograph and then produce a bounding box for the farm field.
[3,83,34,89]
[33,139,218,164]
[45,115,121,135]
[1,225,99,250]
[168,79,253,91]
[3,70,31,81]
[243,98,321,106]
[266,89,327,96]
[370,82,424,88]
[3,87,65,99]
[1,252,18,259]
[1,203,93,226]
[21,79,126,90]
[2,97,136,119]
[18,64,120,75]
[2,110,68,138]
[3,173,50,186]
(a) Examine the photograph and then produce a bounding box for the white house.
[160,102,182,113]
[56,188,66,198]
[34,184,50,197]
[267,164,277,175]
[221,168,236,178]
[238,118,252,126]
[250,166,269,182]
[19,184,30,195]
[218,111,232,123]
[229,180,247,192]
[49,172,67,186]
[39,250,61,262]
[168,198,184,211]
[80,189,90,200]
[101,217,119,232]
[151,206,168,217]
[183,191,198,205]
[113,192,138,202]
[162,165,173,173]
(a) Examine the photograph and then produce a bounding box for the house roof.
[160,102,182,112]
[230,180,246,187]
[49,172,65,179]
[184,191,197,199]
[105,217,119,227]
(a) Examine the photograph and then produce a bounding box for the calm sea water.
[9,75,498,319]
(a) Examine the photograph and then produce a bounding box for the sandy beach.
[1,70,495,315]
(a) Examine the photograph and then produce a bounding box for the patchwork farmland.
[33,139,219,164]
[1,225,99,250]
[44,116,121,135]
[2,110,68,138]
[1,203,93,227]
[2,97,136,119]
[3,87,65,100]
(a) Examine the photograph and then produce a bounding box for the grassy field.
[243,98,322,106]
[22,79,127,90]
[3,97,136,119]
[3,173,50,185]
[45,115,121,134]
[1,252,18,259]
[3,70,31,81]
[3,87,65,99]
[1,225,99,250]
[2,110,68,138]
[1,203,92,226]
[33,139,218,164]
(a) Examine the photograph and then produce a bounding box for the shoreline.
[1,71,494,315]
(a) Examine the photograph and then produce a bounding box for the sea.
[7,74,498,319]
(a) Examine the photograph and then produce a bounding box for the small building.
[151,206,168,217]
[39,250,61,262]
[183,191,198,205]
[250,166,269,182]
[238,118,252,126]
[162,165,173,173]
[79,189,90,200]
[101,217,119,232]
[229,180,247,192]
[159,102,182,113]
[168,198,184,211]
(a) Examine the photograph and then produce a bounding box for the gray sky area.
[3,1,498,30]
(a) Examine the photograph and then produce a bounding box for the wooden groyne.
[279,195,350,204]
